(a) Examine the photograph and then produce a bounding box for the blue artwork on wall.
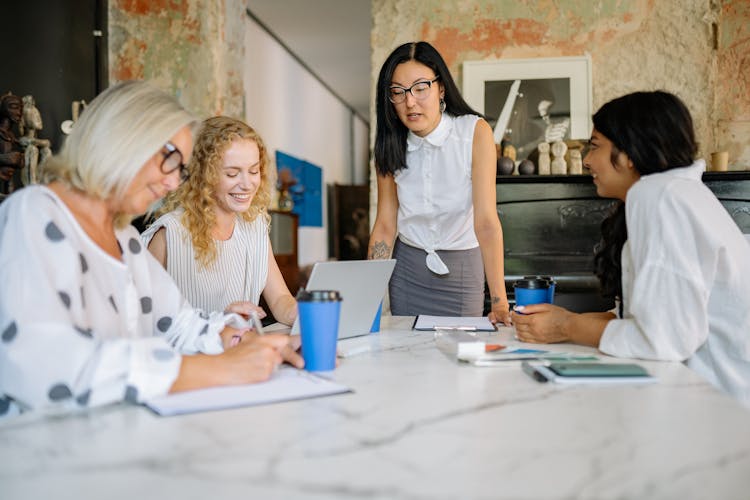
[275,151,323,227]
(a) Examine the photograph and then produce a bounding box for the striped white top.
[141,210,269,312]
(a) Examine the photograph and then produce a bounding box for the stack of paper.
[146,367,351,416]
[457,346,598,365]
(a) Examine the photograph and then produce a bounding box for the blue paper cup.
[514,278,552,308]
[522,275,555,304]
[547,280,556,304]
[370,301,383,333]
[296,289,342,372]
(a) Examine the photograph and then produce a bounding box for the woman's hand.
[219,325,249,349]
[225,329,304,369]
[225,301,267,321]
[488,302,512,326]
[280,334,304,369]
[511,303,574,343]
[217,334,289,385]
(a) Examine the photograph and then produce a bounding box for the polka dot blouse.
[0,186,233,418]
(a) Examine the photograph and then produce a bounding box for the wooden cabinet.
[269,210,299,292]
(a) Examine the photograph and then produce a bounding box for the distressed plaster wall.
[109,0,246,119]
[372,0,750,170]
[716,0,750,169]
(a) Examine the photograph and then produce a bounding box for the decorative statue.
[61,99,87,135]
[18,95,51,185]
[0,93,25,196]
[550,140,568,175]
[502,143,517,162]
[537,142,551,175]
[569,148,583,175]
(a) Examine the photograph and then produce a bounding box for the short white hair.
[42,80,198,202]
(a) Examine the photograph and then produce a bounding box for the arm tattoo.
[369,240,392,259]
[491,296,502,304]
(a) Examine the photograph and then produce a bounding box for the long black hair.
[592,91,698,304]
[374,41,479,176]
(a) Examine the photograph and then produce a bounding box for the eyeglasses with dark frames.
[388,76,440,104]
[160,141,188,182]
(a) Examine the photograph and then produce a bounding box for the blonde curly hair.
[160,116,272,267]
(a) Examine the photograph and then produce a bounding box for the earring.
[439,98,446,113]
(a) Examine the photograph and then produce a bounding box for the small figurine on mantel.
[537,142,551,175]
[0,93,25,197]
[276,167,298,211]
[18,95,51,185]
[550,140,568,175]
[502,143,517,162]
[569,148,583,175]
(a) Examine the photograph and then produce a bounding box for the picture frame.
[462,55,592,160]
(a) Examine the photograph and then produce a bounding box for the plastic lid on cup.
[514,278,550,289]
[296,289,342,302]
[524,275,553,282]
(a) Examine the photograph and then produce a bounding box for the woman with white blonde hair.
[0,81,302,419]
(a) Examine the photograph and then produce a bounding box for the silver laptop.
[292,259,396,339]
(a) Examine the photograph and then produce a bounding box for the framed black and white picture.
[463,56,592,160]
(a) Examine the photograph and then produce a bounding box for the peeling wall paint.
[109,0,245,119]
[373,0,750,169]
[716,0,750,166]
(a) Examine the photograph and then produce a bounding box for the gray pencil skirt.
[389,239,485,317]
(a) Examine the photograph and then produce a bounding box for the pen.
[521,360,549,383]
[433,326,477,331]
[250,311,266,336]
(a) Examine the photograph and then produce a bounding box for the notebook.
[292,259,396,339]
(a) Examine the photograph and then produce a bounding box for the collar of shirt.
[406,113,453,152]
[641,159,706,183]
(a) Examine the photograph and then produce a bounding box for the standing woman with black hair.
[368,41,511,325]
[513,91,750,406]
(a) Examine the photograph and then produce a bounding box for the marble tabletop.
[1,316,749,500]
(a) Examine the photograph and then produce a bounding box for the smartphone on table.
[522,361,655,384]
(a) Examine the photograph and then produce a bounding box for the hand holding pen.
[228,310,265,347]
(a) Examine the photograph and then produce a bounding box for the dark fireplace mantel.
[495,171,750,312]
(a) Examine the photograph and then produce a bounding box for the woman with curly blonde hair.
[142,116,297,326]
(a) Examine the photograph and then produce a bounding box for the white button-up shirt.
[599,160,750,406]
[394,113,480,274]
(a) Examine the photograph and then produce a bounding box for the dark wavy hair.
[374,41,479,176]
[592,91,698,305]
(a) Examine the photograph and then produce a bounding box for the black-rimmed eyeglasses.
[160,141,188,182]
[388,76,440,104]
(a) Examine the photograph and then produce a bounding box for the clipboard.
[413,315,497,332]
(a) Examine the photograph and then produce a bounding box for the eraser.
[457,341,486,357]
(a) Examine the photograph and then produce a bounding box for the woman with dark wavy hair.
[368,41,510,324]
[143,116,298,327]
[512,91,750,406]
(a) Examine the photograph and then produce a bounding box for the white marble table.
[2,316,749,499]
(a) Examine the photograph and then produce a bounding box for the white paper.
[145,367,351,416]
[414,315,496,331]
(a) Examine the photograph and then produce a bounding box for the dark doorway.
[1,0,107,153]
